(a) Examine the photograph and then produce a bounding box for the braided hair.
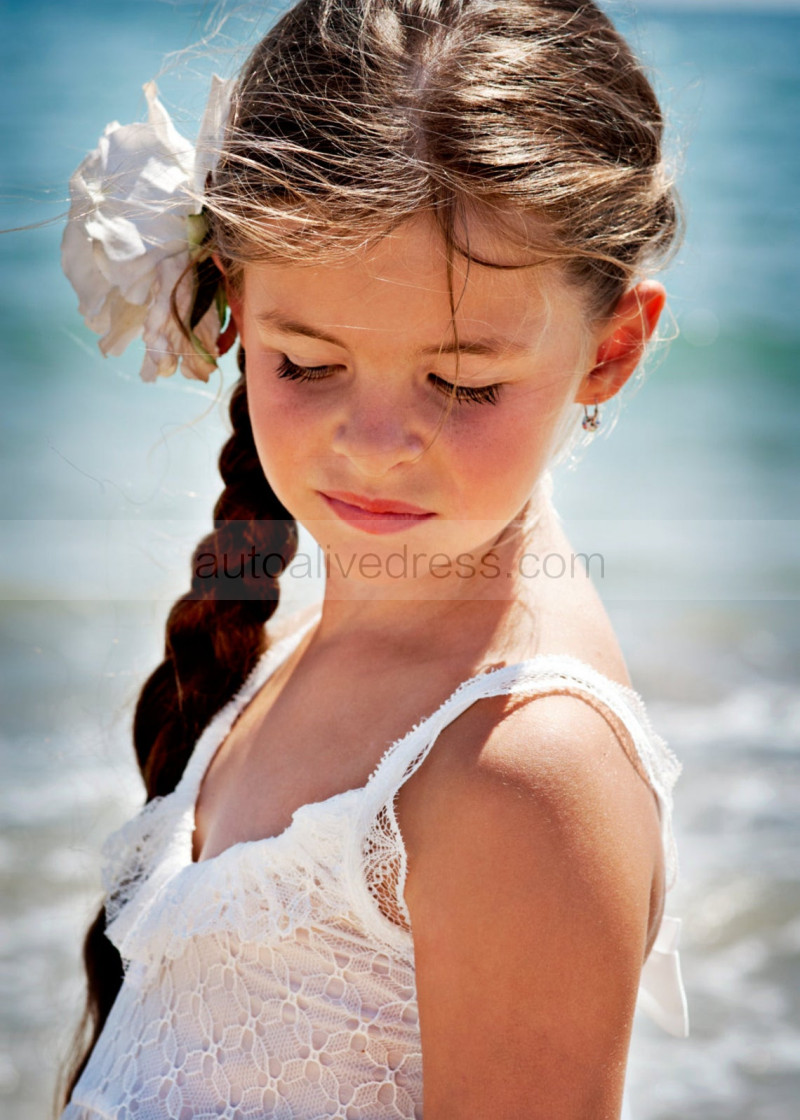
[59,348,297,1105]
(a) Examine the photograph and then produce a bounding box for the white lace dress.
[63,614,689,1120]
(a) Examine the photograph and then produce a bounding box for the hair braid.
[137,349,297,798]
[59,348,297,1108]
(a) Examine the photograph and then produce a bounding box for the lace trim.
[100,617,686,1037]
[105,803,359,972]
[351,656,683,951]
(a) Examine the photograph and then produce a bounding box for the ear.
[575,281,666,406]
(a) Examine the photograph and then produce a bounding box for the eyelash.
[275,356,502,406]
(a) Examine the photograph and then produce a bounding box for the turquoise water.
[1,2,799,1117]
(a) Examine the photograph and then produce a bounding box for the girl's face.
[232,215,612,582]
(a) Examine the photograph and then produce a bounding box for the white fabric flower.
[62,76,234,382]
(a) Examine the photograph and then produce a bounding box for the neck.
[307,477,559,652]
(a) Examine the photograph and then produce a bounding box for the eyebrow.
[254,310,527,357]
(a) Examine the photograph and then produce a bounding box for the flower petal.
[61,219,108,320]
[84,208,146,264]
[143,81,195,178]
[97,291,149,357]
[193,74,235,197]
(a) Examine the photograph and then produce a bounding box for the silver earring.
[582,403,600,432]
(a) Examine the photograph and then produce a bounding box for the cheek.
[441,383,569,520]
[244,360,316,490]
[435,413,533,523]
[449,391,557,475]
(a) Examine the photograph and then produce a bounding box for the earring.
[582,403,601,432]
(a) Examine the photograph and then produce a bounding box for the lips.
[318,490,436,535]
[319,490,432,516]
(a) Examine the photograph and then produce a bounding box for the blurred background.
[1,0,798,1117]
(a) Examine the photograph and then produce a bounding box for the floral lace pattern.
[63,616,688,1119]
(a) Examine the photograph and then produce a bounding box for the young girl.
[59,1,689,1116]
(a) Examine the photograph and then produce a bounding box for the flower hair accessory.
[62,75,235,382]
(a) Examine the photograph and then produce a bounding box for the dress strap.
[345,653,689,1037]
[357,654,681,893]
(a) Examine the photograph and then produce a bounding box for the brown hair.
[206,0,678,312]
[58,353,299,1105]
[60,0,678,1105]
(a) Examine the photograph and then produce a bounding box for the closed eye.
[428,374,502,406]
[276,356,336,382]
[276,357,502,406]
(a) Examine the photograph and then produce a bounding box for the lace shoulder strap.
[345,654,683,952]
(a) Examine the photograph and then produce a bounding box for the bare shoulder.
[397,690,664,1119]
[400,689,664,938]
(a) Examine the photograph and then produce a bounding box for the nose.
[330,384,428,478]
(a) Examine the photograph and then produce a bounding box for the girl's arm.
[399,692,664,1120]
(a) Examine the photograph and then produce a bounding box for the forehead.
[241,213,589,350]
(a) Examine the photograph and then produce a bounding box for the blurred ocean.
[1,1,799,1117]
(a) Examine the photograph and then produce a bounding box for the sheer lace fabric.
[63,616,689,1119]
